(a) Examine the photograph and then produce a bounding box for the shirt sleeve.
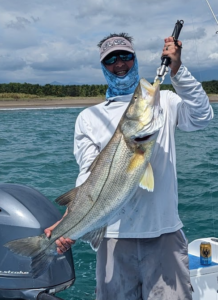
[73,111,100,187]
[170,65,214,131]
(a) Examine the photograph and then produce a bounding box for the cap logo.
[101,39,127,53]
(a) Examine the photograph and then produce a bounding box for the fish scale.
[5,78,164,278]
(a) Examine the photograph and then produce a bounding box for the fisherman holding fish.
[8,33,212,299]
[44,33,214,299]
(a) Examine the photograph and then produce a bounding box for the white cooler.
[189,237,218,300]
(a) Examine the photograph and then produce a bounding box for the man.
[45,33,213,299]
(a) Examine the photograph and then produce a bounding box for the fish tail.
[31,251,54,278]
[4,235,54,278]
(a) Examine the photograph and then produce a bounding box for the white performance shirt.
[73,65,214,239]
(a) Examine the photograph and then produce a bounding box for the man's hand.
[44,209,75,254]
[162,36,182,76]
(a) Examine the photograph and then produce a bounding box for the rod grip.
[161,20,184,68]
[172,20,184,41]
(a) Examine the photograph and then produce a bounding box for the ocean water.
[0,104,217,300]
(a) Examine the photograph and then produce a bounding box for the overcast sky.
[0,0,217,85]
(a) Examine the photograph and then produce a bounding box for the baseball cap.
[100,36,135,62]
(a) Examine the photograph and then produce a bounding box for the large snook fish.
[5,78,164,278]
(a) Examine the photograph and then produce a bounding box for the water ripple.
[0,104,217,299]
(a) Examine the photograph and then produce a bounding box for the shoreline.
[0,97,105,109]
[0,95,217,109]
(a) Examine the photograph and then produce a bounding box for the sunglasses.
[103,52,134,65]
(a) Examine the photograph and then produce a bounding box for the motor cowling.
[0,183,75,300]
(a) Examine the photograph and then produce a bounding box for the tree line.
[0,83,108,97]
[0,80,217,97]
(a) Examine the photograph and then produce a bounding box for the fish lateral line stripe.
[52,133,124,240]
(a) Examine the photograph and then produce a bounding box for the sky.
[0,0,217,85]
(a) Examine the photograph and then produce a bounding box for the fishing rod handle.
[161,20,184,67]
[158,20,184,78]
[171,20,184,41]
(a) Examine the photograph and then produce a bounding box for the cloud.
[0,55,26,71]
[209,53,218,60]
[6,16,31,30]
[182,27,207,40]
[6,15,39,30]
[0,0,217,85]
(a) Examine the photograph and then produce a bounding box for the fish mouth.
[134,133,154,143]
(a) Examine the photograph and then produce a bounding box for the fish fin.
[81,226,107,251]
[55,187,79,206]
[139,163,154,192]
[4,235,54,278]
[127,151,145,172]
[4,235,45,257]
[31,252,54,278]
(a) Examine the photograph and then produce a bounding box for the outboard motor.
[0,183,75,300]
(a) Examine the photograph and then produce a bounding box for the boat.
[1,182,218,300]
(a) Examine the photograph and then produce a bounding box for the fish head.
[121,78,164,146]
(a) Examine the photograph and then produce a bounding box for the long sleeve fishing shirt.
[73,65,214,239]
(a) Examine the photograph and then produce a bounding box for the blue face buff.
[101,56,140,99]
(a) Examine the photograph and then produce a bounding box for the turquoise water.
[0,104,217,300]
